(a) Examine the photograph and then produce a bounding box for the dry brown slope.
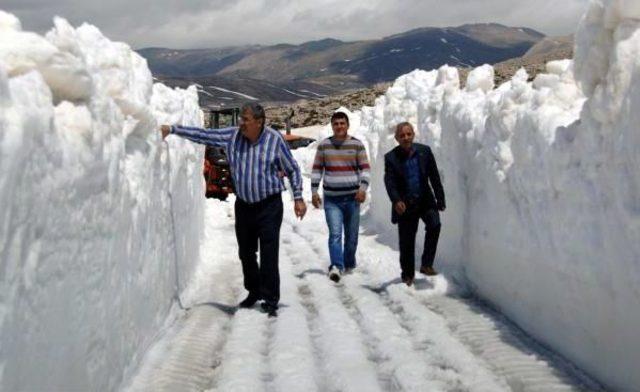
[266,36,574,128]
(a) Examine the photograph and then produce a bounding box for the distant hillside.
[483,34,574,85]
[140,23,544,107]
[523,35,573,60]
[266,36,575,129]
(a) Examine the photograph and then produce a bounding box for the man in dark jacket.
[383,122,445,286]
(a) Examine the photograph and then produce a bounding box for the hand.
[354,190,366,203]
[311,194,322,209]
[394,201,406,215]
[294,200,307,220]
[160,125,171,140]
[437,203,446,212]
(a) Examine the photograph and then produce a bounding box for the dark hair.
[241,102,266,127]
[330,111,349,125]
[395,121,414,135]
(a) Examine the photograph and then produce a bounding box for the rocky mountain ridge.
[141,23,545,107]
[265,36,574,129]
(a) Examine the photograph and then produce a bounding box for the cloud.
[4,0,589,49]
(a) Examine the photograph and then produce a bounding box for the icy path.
[125,198,603,392]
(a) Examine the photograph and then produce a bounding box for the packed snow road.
[125,198,602,392]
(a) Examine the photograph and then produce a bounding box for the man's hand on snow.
[160,125,171,140]
[294,200,307,220]
[311,194,322,209]
[355,190,366,203]
[394,201,406,215]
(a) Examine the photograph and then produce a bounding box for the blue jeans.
[324,195,360,271]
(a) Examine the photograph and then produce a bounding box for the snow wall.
[0,12,204,391]
[350,1,638,390]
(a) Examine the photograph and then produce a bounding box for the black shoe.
[261,302,278,318]
[239,293,260,308]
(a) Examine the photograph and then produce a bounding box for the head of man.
[239,102,266,141]
[330,111,350,140]
[395,122,415,151]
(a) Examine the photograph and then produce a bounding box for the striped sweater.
[311,136,371,197]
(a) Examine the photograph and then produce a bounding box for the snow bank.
[0,12,204,391]
[338,1,638,389]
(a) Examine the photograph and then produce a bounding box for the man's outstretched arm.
[160,124,234,147]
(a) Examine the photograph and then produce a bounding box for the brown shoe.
[402,276,414,287]
[420,266,438,276]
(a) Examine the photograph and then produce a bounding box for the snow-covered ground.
[124,191,603,392]
[0,11,204,391]
[2,0,640,390]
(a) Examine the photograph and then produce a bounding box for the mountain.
[139,23,545,107]
[522,34,573,61]
[484,34,574,85]
[266,36,575,130]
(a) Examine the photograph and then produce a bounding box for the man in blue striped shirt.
[161,103,307,317]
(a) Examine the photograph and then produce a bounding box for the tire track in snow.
[336,275,455,391]
[126,246,239,390]
[355,230,602,392]
[289,219,507,391]
[207,307,270,392]
[374,283,511,392]
[128,197,604,392]
[287,208,601,392]
[295,281,329,391]
[289,217,455,390]
[417,295,605,392]
[340,274,510,392]
[125,307,231,392]
[284,220,383,392]
[266,230,321,392]
[284,226,339,392]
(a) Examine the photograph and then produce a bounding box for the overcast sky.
[4,0,589,49]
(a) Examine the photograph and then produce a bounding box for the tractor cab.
[205,106,241,129]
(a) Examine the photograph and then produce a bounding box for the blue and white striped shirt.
[170,125,303,203]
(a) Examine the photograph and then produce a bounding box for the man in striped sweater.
[311,112,370,282]
[161,103,307,317]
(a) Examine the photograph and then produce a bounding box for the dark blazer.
[384,143,445,224]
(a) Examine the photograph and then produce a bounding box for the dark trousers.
[397,208,441,279]
[234,193,283,307]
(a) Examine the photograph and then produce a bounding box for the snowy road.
[125,198,602,392]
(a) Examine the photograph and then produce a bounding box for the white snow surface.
[126,190,601,392]
[294,1,639,390]
[2,0,640,390]
[0,11,204,391]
